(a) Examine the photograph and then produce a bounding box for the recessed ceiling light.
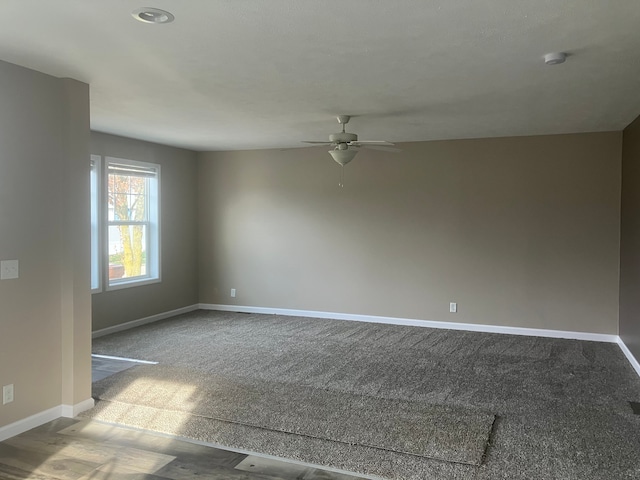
[544,52,567,65]
[132,7,174,24]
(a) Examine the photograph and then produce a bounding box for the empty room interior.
[1,1,640,479]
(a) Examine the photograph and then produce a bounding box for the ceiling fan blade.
[360,144,402,152]
[301,117,399,157]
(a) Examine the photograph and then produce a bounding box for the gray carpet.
[89,310,640,479]
[91,364,495,465]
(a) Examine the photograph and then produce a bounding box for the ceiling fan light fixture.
[329,149,358,166]
[132,7,175,24]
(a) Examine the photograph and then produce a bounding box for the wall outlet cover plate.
[3,384,14,404]
[0,260,19,280]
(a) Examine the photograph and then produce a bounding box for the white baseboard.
[0,406,61,442]
[199,303,619,343]
[0,398,96,441]
[617,337,640,378]
[92,304,199,338]
[61,398,95,418]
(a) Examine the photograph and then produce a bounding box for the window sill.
[106,277,161,291]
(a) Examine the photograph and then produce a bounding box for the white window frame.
[90,155,162,292]
[90,155,102,292]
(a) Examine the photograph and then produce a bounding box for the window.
[90,156,161,290]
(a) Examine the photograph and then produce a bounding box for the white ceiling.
[1,1,639,151]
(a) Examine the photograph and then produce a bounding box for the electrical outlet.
[449,302,457,313]
[0,260,19,280]
[3,384,14,405]
[230,288,236,298]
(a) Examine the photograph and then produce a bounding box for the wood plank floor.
[0,417,369,480]
[0,357,369,480]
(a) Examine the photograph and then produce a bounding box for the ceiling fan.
[302,115,400,166]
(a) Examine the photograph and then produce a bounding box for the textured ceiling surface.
[1,0,639,151]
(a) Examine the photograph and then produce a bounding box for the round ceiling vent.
[132,8,175,24]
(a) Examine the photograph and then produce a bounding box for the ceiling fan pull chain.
[339,164,344,188]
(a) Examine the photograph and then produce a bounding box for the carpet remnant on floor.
[89,364,495,466]
[81,399,480,480]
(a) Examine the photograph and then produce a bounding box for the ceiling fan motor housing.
[329,132,357,143]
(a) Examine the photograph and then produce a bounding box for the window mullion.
[108,221,149,226]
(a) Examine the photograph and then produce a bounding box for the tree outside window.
[108,171,147,278]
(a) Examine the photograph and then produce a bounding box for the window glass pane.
[131,193,147,221]
[108,224,148,280]
[108,175,148,222]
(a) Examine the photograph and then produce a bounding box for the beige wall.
[0,55,631,435]
[0,61,91,427]
[620,114,640,358]
[198,132,621,334]
[90,133,199,331]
